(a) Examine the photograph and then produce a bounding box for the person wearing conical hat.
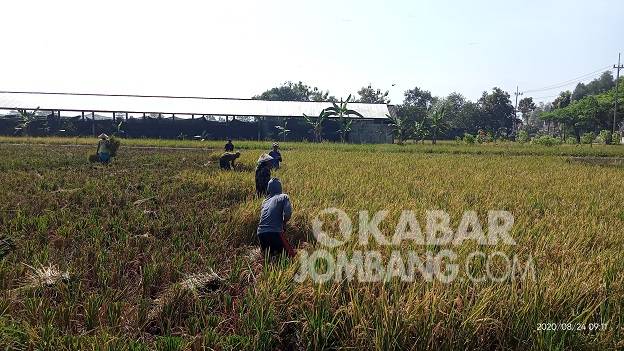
[268,142,282,169]
[219,151,241,170]
[255,153,273,196]
[96,134,111,164]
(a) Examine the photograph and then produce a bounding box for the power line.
[531,94,560,100]
[523,65,612,94]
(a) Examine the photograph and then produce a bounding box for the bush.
[531,135,562,147]
[516,130,529,144]
[564,136,577,144]
[613,132,622,145]
[581,132,595,145]
[476,130,492,144]
[597,130,612,144]
[463,133,475,144]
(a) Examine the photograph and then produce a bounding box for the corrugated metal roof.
[0,92,390,120]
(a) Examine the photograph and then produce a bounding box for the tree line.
[255,73,623,144]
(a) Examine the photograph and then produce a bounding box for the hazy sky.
[1,0,622,104]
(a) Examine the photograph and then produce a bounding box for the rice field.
[0,137,623,350]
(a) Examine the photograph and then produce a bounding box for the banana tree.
[275,121,291,142]
[426,100,448,145]
[15,107,40,135]
[386,113,410,145]
[324,95,364,142]
[412,117,429,144]
[303,110,328,142]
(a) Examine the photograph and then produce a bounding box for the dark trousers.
[258,232,295,258]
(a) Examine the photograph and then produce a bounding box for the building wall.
[349,120,393,144]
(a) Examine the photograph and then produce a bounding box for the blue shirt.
[257,178,292,234]
[268,150,282,169]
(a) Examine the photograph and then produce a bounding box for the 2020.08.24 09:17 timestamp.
[536,323,608,332]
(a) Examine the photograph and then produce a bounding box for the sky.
[1,0,623,105]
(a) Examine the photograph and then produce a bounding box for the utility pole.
[614,53,623,135]
[514,85,523,134]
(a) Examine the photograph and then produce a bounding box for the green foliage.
[303,111,328,143]
[274,122,291,141]
[357,84,390,104]
[476,130,492,143]
[426,99,449,144]
[386,113,409,145]
[0,235,15,259]
[541,86,623,141]
[597,130,612,144]
[516,130,530,144]
[476,87,515,136]
[463,133,475,144]
[253,81,335,102]
[518,97,536,122]
[14,107,41,135]
[581,132,596,144]
[565,136,578,144]
[323,95,364,143]
[531,135,562,146]
[612,132,622,145]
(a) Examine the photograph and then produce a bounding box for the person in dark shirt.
[255,154,273,196]
[219,152,240,170]
[268,143,282,169]
[224,139,234,152]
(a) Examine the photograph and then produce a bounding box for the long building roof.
[0,91,390,119]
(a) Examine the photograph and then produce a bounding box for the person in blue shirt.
[268,143,282,169]
[257,178,295,258]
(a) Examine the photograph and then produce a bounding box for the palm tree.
[323,95,364,142]
[303,110,328,142]
[427,100,448,144]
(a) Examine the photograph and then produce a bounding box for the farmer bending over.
[255,154,273,196]
[96,134,111,164]
[268,142,282,169]
[219,151,240,170]
[257,178,295,258]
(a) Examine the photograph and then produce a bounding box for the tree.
[15,107,40,135]
[396,86,437,132]
[323,95,364,142]
[303,110,328,142]
[552,91,571,109]
[426,99,449,144]
[357,84,390,104]
[518,97,536,124]
[477,87,514,136]
[572,72,614,101]
[253,81,335,101]
[274,121,291,141]
[403,86,435,109]
[444,92,470,136]
[412,119,428,144]
[386,113,410,145]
